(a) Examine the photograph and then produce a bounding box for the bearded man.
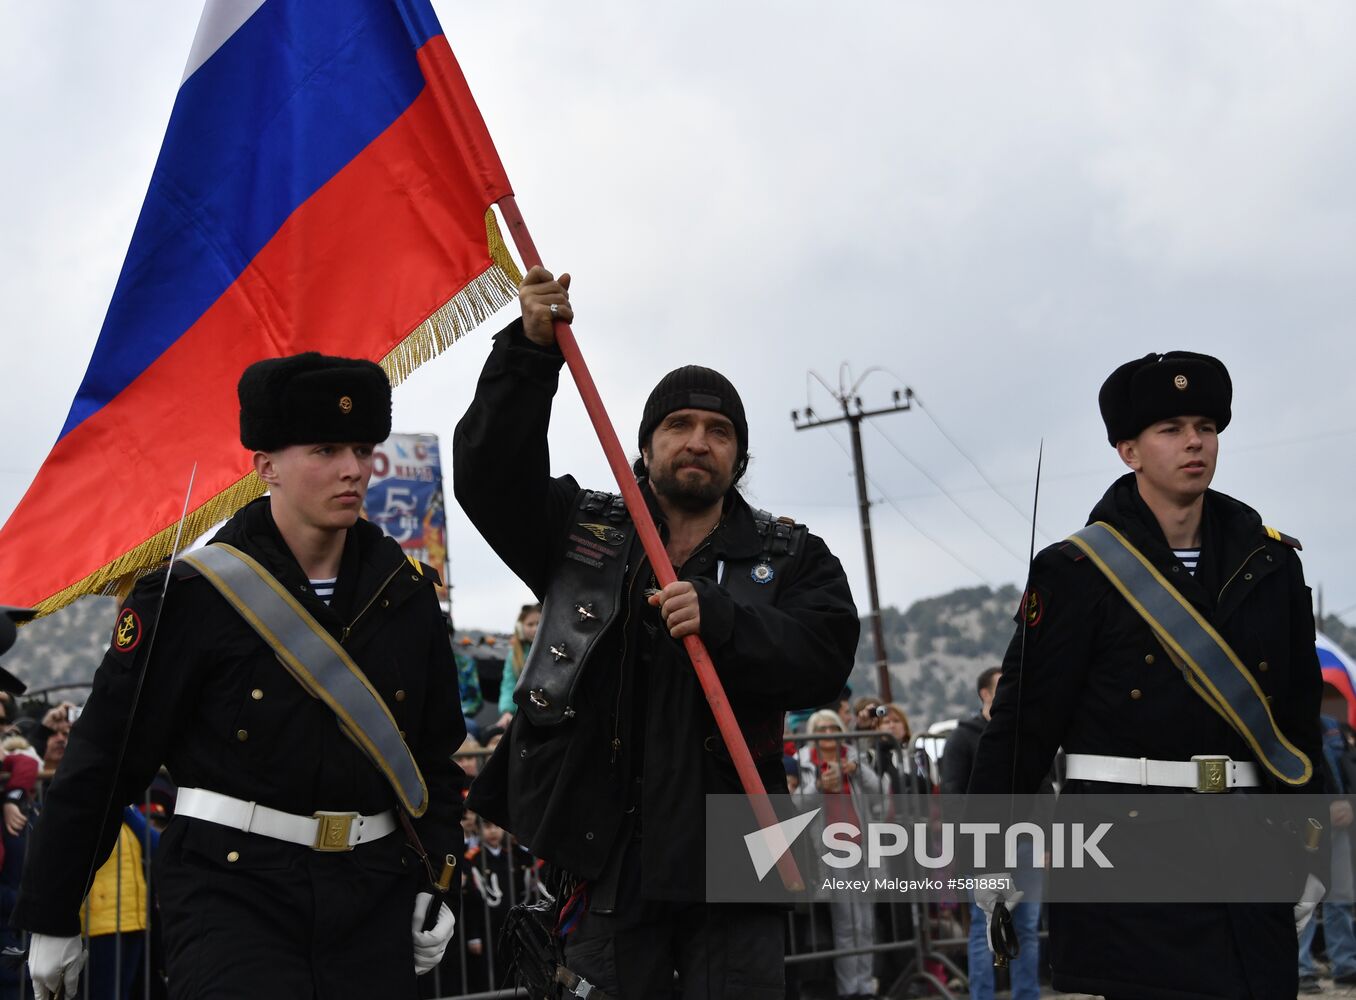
[453,267,860,998]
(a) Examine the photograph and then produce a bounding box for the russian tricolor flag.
[0,0,520,615]
[1317,631,1356,728]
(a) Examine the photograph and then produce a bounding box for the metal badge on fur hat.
[637,365,748,456]
[1098,351,1232,445]
[238,353,392,451]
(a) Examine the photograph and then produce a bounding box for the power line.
[911,394,1054,544]
[823,428,995,588]
[864,420,1029,565]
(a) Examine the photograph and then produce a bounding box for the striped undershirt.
[309,577,337,604]
[1172,548,1200,576]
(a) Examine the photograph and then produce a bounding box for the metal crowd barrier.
[781,728,969,1000]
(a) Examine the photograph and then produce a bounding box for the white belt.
[1064,753,1261,793]
[176,787,398,851]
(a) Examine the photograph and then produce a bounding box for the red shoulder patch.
[112,607,142,652]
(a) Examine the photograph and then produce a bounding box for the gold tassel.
[32,473,268,619]
[377,211,521,385]
[28,210,523,621]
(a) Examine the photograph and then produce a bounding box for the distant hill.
[850,585,1022,731]
[4,596,118,704]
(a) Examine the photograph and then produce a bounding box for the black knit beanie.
[637,366,748,460]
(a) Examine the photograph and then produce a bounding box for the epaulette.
[751,508,806,558]
[1263,526,1302,551]
[1056,540,1086,562]
[122,557,198,604]
[405,554,443,586]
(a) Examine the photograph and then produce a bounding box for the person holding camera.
[796,709,883,1000]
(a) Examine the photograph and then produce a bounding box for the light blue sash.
[182,544,428,815]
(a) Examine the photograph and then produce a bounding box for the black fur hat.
[1098,351,1232,445]
[238,353,391,451]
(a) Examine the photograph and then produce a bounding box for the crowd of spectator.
[0,690,177,1000]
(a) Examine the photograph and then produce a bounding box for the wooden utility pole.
[793,382,912,701]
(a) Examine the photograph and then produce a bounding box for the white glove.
[28,933,85,1000]
[1295,873,1326,935]
[972,874,1023,955]
[412,891,456,976]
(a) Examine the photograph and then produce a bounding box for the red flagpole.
[495,195,803,891]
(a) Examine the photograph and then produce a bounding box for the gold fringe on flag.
[379,210,522,385]
[28,209,523,621]
[33,473,270,617]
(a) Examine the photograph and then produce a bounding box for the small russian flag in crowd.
[1317,631,1356,728]
[0,0,521,616]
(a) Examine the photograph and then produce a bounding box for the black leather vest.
[514,490,807,730]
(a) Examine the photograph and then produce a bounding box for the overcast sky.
[2,2,1355,633]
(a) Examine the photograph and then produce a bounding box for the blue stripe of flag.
[60,0,445,439]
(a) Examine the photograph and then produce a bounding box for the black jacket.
[453,320,860,899]
[941,714,986,796]
[969,474,1323,1000]
[14,498,466,937]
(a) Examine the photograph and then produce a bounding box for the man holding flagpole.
[454,267,861,998]
[15,355,464,999]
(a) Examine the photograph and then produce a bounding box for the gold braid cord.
[29,209,522,620]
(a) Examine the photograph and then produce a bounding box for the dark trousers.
[563,839,784,1000]
[154,822,418,999]
[85,932,145,1000]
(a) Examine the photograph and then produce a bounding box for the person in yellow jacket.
[76,805,159,1000]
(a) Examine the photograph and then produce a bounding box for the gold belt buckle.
[1191,756,1231,793]
[313,812,356,851]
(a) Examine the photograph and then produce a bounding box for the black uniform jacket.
[14,498,466,937]
[453,320,860,900]
[969,474,1323,1000]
